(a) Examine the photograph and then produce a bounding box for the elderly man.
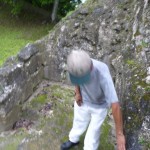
[61,50,126,150]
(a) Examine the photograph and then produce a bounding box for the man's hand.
[75,86,82,106]
[111,102,126,150]
[75,93,82,106]
[116,134,126,150]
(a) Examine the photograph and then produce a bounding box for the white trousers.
[69,102,108,150]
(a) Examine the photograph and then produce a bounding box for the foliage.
[0,0,23,15]
[0,0,81,18]
[58,0,81,17]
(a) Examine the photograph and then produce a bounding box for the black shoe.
[61,140,79,150]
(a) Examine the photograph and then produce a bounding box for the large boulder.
[42,0,150,149]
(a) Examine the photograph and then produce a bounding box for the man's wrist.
[75,89,81,96]
[116,132,124,136]
[75,91,80,96]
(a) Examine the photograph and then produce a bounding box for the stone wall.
[0,0,149,149]
[0,43,45,130]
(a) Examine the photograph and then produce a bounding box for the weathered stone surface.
[18,43,39,62]
[0,42,44,128]
[2,56,18,67]
[79,8,89,15]
[20,79,33,103]
[0,105,21,132]
[25,54,42,75]
[0,0,150,149]
[31,67,44,89]
[0,63,26,86]
[41,0,150,149]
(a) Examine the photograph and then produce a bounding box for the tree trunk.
[51,0,60,23]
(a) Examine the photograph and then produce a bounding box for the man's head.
[67,50,92,85]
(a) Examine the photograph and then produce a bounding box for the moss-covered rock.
[0,82,115,150]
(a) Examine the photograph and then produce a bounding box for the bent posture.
[61,50,126,150]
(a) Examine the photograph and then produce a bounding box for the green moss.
[31,94,47,107]
[124,57,150,149]
[0,84,116,149]
[145,86,150,93]
[141,40,149,48]
[126,59,136,65]
[49,85,74,103]
[99,117,115,150]
[0,129,28,150]
[139,136,150,149]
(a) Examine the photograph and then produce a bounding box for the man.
[61,50,126,150]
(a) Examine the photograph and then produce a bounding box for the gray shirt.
[80,59,118,108]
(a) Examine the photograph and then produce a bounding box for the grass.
[0,4,54,66]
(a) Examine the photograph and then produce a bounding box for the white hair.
[67,50,91,77]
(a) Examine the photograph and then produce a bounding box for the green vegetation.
[0,4,54,66]
[0,129,28,150]
[0,0,81,20]
[138,136,150,149]
[141,40,149,48]
[126,59,136,65]
[125,58,150,149]
[0,0,82,66]
[0,84,115,150]
[99,117,115,150]
[30,94,47,108]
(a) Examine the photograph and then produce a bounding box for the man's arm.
[75,86,82,106]
[111,102,126,150]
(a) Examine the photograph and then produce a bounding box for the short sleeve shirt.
[80,59,118,108]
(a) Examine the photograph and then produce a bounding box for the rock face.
[0,0,149,149]
[0,43,44,131]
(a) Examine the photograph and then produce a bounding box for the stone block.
[18,43,39,62]
[25,54,42,75]
[0,84,21,116]
[44,62,61,81]
[0,62,27,86]
[20,79,33,103]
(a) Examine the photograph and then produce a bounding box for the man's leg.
[84,105,108,150]
[69,102,91,143]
